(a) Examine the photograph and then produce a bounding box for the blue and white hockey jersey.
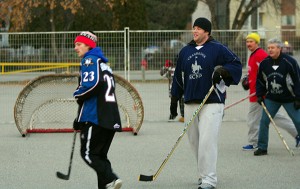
[73,47,122,132]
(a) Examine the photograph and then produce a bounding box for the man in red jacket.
[242,33,299,150]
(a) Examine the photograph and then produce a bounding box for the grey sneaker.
[106,179,122,189]
[198,183,215,189]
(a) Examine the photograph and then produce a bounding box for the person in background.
[140,55,148,70]
[254,38,300,156]
[171,17,242,189]
[160,59,184,122]
[242,33,298,151]
[73,31,123,189]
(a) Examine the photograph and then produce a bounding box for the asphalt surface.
[1,119,300,189]
[1,71,299,189]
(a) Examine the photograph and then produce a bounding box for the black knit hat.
[193,17,211,35]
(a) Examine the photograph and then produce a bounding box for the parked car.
[141,46,161,69]
[141,40,186,69]
[282,41,293,55]
[142,45,161,54]
[162,39,186,52]
[142,40,186,57]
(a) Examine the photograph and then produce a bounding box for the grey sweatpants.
[247,102,298,146]
[186,103,224,188]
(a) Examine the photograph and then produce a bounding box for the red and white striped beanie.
[74,31,97,48]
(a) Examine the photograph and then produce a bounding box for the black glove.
[73,118,83,130]
[212,71,222,86]
[294,99,300,110]
[257,96,264,105]
[212,67,230,85]
[170,97,179,117]
[241,74,249,90]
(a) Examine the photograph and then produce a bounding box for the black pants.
[179,97,184,117]
[80,124,118,189]
[169,79,184,117]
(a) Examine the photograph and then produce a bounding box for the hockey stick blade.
[56,171,70,180]
[138,174,154,182]
[56,131,77,180]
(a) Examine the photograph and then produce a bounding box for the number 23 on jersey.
[82,71,116,102]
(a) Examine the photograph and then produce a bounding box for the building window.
[281,15,295,26]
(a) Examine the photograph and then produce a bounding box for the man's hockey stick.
[224,93,255,110]
[261,102,294,156]
[56,131,77,180]
[139,85,214,182]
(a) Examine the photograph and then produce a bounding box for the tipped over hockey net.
[14,73,144,137]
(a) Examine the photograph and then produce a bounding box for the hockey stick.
[261,102,294,156]
[56,131,77,180]
[139,85,214,182]
[224,93,255,110]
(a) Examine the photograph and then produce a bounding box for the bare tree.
[231,0,269,30]
[200,0,282,30]
[197,0,285,65]
[0,0,81,31]
[0,0,82,61]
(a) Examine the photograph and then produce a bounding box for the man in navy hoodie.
[171,18,242,189]
[254,38,300,156]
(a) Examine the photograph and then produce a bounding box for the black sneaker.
[168,114,177,122]
[198,183,215,189]
[295,135,300,148]
[254,148,268,156]
[198,178,202,185]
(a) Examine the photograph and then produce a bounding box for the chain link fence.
[1,29,299,125]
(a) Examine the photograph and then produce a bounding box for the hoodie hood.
[84,47,109,63]
[188,36,215,46]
